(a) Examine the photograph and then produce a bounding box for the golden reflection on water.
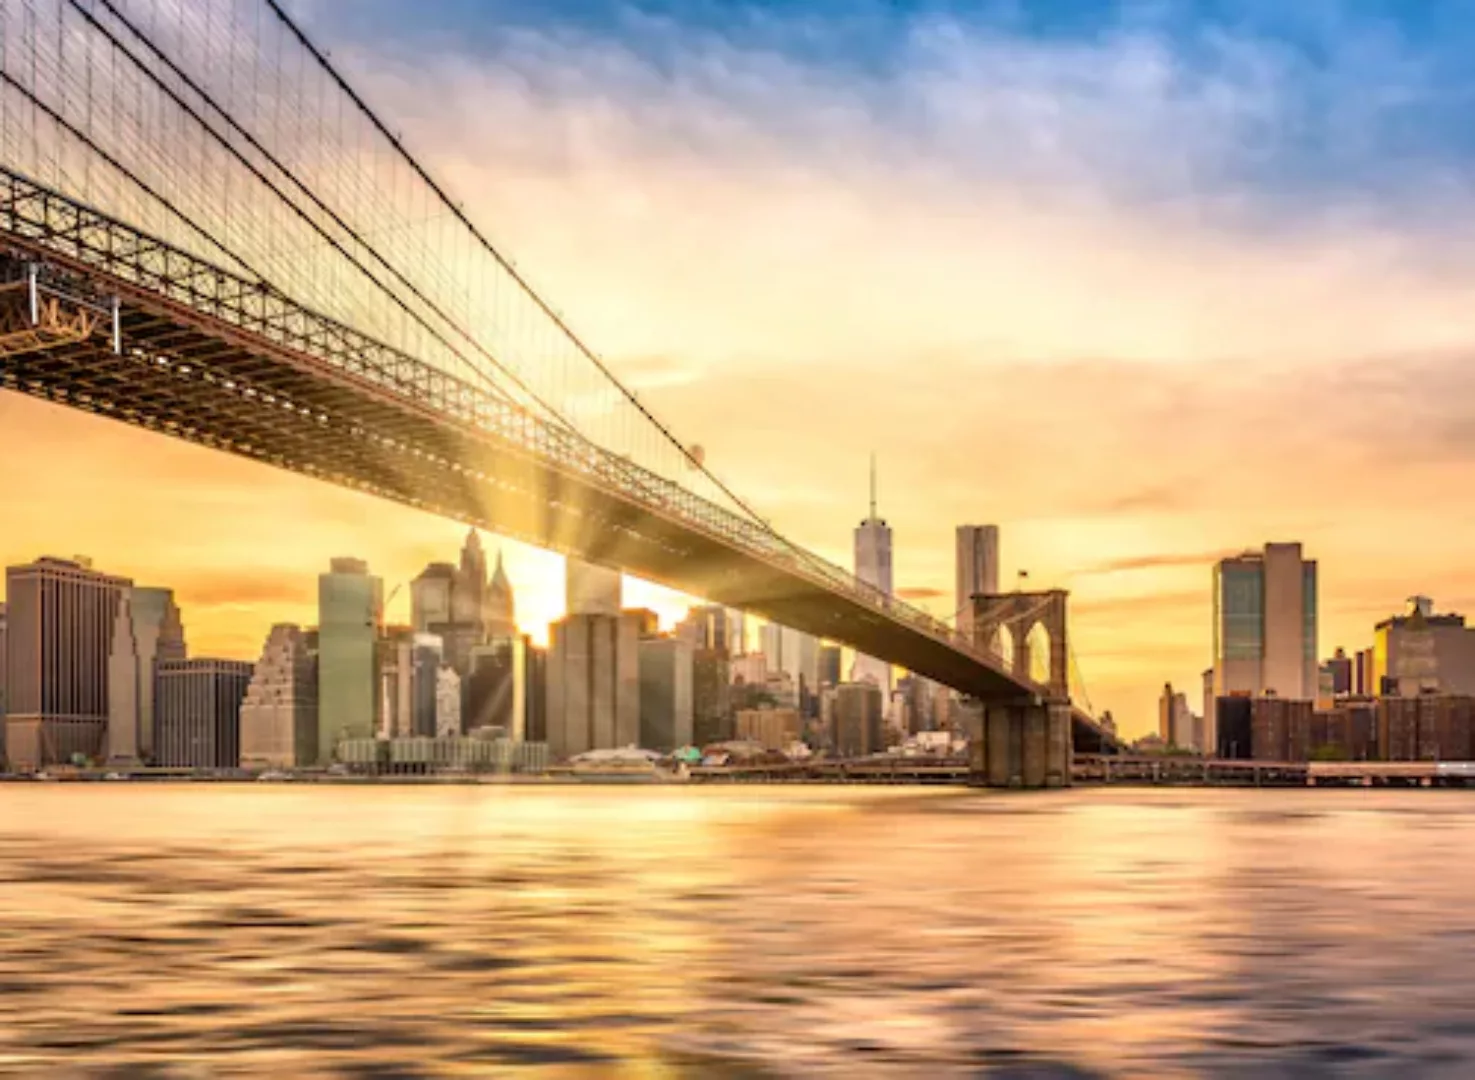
[2,785,1475,1076]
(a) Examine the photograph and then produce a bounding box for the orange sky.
[9,13,1475,738]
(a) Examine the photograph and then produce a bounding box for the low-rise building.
[735,706,802,751]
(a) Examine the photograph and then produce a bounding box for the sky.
[8,0,1475,736]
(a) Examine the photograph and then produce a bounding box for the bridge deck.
[0,169,1120,745]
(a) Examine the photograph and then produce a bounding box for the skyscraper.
[639,635,694,751]
[692,648,732,746]
[106,594,141,764]
[567,557,622,617]
[833,681,885,758]
[106,586,186,763]
[785,627,820,715]
[853,456,894,695]
[379,626,416,739]
[465,639,516,734]
[239,624,319,769]
[443,530,487,670]
[456,529,488,626]
[1212,543,1319,727]
[408,531,513,676]
[524,642,548,743]
[484,550,516,639]
[154,658,253,769]
[677,605,745,656]
[435,665,462,738]
[410,563,456,634]
[760,622,783,674]
[1325,647,1353,696]
[956,525,1000,635]
[411,634,444,736]
[317,557,383,763]
[466,635,544,741]
[1158,682,1194,749]
[818,644,842,688]
[545,610,641,759]
[5,557,131,770]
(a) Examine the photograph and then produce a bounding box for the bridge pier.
[969,699,1071,789]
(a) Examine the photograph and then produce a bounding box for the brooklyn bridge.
[0,0,1123,783]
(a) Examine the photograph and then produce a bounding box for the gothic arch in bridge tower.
[1026,622,1052,686]
[994,623,1016,672]
[969,589,1070,700]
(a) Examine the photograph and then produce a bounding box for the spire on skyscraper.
[869,452,877,520]
[484,548,516,638]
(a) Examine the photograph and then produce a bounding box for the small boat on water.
[567,747,689,784]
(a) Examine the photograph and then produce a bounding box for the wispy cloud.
[1074,551,1238,577]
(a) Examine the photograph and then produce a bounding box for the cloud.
[168,574,317,611]
[896,586,947,601]
[608,353,705,391]
[1074,550,1238,577]
[1081,488,1193,517]
[1072,589,1206,618]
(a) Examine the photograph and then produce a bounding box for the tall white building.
[852,456,894,695]
[436,665,462,739]
[956,525,1000,636]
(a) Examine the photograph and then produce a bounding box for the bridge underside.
[0,258,1043,700]
[0,178,1121,753]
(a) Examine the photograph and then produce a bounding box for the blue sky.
[294,0,1475,219]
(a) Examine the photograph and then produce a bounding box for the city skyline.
[0,527,1447,742]
[8,0,1475,733]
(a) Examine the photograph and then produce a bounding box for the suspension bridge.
[0,0,1123,774]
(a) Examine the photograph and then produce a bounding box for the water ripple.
[0,787,1472,1074]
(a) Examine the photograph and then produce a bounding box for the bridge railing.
[0,167,1043,694]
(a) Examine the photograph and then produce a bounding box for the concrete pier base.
[968,699,1071,789]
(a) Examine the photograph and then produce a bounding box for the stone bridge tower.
[971,589,1069,699]
[967,588,1072,789]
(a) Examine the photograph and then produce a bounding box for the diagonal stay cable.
[76,0,724,528]
[0,66,266,284]
[0,67,478,414]
[65,0,538,415]
[258,0,795,539]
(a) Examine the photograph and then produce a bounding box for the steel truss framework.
[0,169,1122,747]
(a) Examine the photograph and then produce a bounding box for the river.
[1,785,1472,1076]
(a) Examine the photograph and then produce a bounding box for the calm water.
[2,785,1474,1077]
